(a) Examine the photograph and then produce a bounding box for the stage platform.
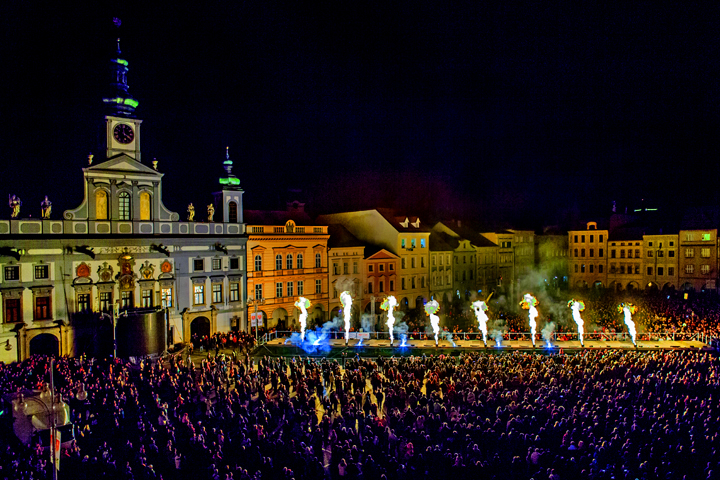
[253,337,712,359]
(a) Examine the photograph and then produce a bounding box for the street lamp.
[247,295,265,341]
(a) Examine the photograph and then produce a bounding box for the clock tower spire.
[103,19,142,162]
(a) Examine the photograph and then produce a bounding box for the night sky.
[2,2,719,229]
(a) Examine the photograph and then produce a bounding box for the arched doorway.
[662,283,675,292]
[330,306,341,320]
[646,282,659,292]
[29,333,59,356]
[627,281,639,292]
[190,316,211,339]
[271,308,288,330]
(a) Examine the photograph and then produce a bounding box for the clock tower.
[103,38,142,162]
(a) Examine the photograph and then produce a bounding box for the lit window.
[315,253,321,268]
[255,284,263,300]
[212,284,222,303]
[230,283,240,302]
[142,289,153,307]
[228,201,238,223]
[276,282,283,298]
[701,248,711,258]
[685,249,694,258]
[411,239,416,248]
[421,239,426,248]
[686,265,695,274]
[315,279,321,294]
[4,266,19,281]
[5,298,21,323]
[702,265,710,274]
[297,281,304,296]
[161,288,172,308]
[100,292,113,312]
[212,258,222,270]
[193,285,205,305]
[254,255,262,271]
[77,293,91,312]
[121,291,133,308]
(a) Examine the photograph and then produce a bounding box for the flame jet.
[472,300,490,346]
[520,293,539,347]
[424,300,441,346]
[567,299,586,347]
[619,302,638,347]
[294,297,311,342]
[340,290,353,345]
[380,295,398,346]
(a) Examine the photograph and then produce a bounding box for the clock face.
[113,123,134,144]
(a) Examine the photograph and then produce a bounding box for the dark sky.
[2,2,719,229]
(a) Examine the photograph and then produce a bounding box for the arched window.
[315,253,321,268]
[297,253,304,269]
[95,190,108,220]
[276,254,282,270]
[286,254,293,270]
[118,192,131,220]
[254,255,262,271]
[139,191,151,221]
[228,201,238,223]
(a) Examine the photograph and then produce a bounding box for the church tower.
[213,147,244,224]
[103,37,142,162]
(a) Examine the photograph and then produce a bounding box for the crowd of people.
[1,348,719,480]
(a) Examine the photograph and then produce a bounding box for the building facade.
[642,234,679,291]
[568,222,608,289]
[678,229,717,292]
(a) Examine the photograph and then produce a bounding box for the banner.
[356,332,370,339]
[250,313,257,327]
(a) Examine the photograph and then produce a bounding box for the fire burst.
[618,302,638,347]
[340,290,353,345]
[294,297,311,342]
[567,299,586,347]
[380,296,398,345]
[520,293,539,347]
[424,300,441,346]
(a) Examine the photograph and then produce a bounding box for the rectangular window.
[389,280,394,291]
[647,250,653,257]
[254,284,263,300]
[315,254,322,268]
[287,282,294,297]
[100,292,113,312]
[669,250,675,257]
[590,235,594,242]
[703,233,711,241]
[411,277,416,289]
[599,248,604,257]
[212,258,222,271]
[411,239,416,248]
[581,235,585,243]
[368,282,373,294]
[401,258,406,269]
[161,288,173,308]
[658,267,664,276]
[229,283,240,302]
[315,279,321,294]
[581,248,586,257]
[35,265,49,280]
[333,263,340,275]
[421,257,425,267]
[620,250,625,258]
[368,265,374,272]
[581,264,585,273]
[589,249,594,257]
[230,257,239,270]
[4,266,19,281]
[297,281,304,296]
[121,291,133,308]
[686,233,693,241]
[686,265,695,274]
[599,235,604,242]
[194,259,204,272]
[212,284,222,303]
[668,267,674,276]
[5,298,21,323]
[343,263,348,274]
[635,266,640,274]
[402,278,406,290]
[379,264,384,272]
[353,262,358,274]
[657,250,664,257]
[635,249,640,258]
[701,248,711,258]
[389,264,394,271]
[77,293,90,312]
[276,282,283,298]
[685,248,694,258]
[599,264,603,273]
[420,239,426,248]
[34,296,51,320]
[142,289,153,307]
[379,281,384,292]
[401,239,406,248]
[193,285,205,305]
[589,264,594,273]
[411,257,416,268]
[574,264,578,273]
[611,250,616,259]
[647,267,653,276]
[574,235,578,243]
[702,265,710,274]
